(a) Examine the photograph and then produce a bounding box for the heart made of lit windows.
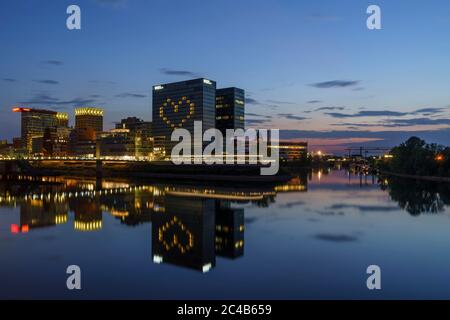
[158,216,194,254]
[159,96,195,128]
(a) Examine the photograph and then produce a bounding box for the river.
[1,169,450,299]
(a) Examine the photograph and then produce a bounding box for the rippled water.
[1,169,450,299]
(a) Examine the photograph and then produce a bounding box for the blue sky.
[1,0,450,152]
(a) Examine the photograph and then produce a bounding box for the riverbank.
[380,171,450,183]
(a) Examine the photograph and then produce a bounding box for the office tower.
[12,107,58,154]
[74,107,104,156]
[75,107,103,140]
[152,78,216,157]
[115,117,153,157]
[215,87,245,135]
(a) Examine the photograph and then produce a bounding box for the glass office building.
[152,78,216,157]
[215,87,245,134]
[12,107,58,154]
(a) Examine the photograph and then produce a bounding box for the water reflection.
[380,176,450,216]
[0,174,307,272]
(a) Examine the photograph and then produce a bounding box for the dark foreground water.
[1,169,450,299]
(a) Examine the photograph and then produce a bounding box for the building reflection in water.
[152,195,216,273]
[0,172,308,271]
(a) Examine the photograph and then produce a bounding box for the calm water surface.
[1,169,450,299]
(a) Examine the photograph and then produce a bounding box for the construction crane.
[345,147,391,158]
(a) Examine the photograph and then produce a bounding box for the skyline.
[1,0,450,153]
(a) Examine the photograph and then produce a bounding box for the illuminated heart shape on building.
[158,216,194,254]
[159,96,195,128]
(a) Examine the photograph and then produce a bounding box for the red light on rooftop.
[12,107,31,113]
[11,224,20,234]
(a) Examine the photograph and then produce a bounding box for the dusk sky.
[1,0,450,153]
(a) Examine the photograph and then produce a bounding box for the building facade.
[152,78,216,157]
[73,107,104,156]
[115,117,153,158]
[215,87,245,135]
[13,107,58,154]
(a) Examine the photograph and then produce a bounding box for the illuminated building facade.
[74,107,104,156]
[12,107,58,154]
[152,195,216,272]
[215,87,245,135]
[115,117,153,157]
[152,78,216,157]
[98,129,136,158]
[271,141,308,162]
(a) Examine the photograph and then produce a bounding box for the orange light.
[12,107,31,113]
[435,155,444,161]
[21,225,29,233]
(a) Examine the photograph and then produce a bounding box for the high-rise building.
[56,112,69,127]
[74,107,104,156]
[152,78,216,157]
[12,107,58,154]
[215,87,245,135]
[75,107,103,140]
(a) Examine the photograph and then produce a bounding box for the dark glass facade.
[152,78,216,156]
[215,87,245,135]
[13,108,58,154]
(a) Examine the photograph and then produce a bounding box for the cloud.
[315,107,345,112]
[313,234,359,243]
[159,68,201,77]
[34,80,59,85]
[20,93,97,106]
[413,107,447,115]
[266,99,294,105]
[310,80,360,89]
[115,92,147,98]
[42,60,63,66]
[385,118,450,127]
[246,112,272,119]
[3,78,17,82]
[326,110,409,118]
[246,119,271,125]
[246,97,259,105]
[277,113,309,121]
[307,100,322,104]
[280,127,450,151]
